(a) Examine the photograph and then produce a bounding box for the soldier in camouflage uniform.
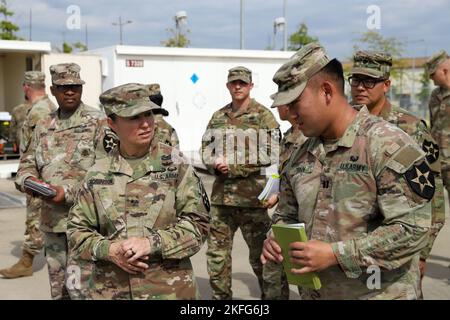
[349,51,445,287]
[15,64,106,299]
[66,83,210,300]
[262,104,307,299]
[261,43,433,300]
[201,66,280,299]
[0,72,57,279]
[147,83,180,148]
[8,98,31,149]
[425,50,450,197]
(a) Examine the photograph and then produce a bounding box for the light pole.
[273,17,286,50]
[174,11,188,47]
[240,0,244,49]
[112,16,132,45]
[283,0,288,51]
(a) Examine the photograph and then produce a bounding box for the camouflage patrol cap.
[350,51,392,79]
[271,42,330,107]
[23,71,45,86]
[100,83,168,117]
[228,66,252,84]
[425,50,449,76]
[49,63,85,86]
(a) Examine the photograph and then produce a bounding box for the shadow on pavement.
[6,240,46,272]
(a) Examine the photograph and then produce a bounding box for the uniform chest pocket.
[95,188,126,239]
[65,130,96,170]
[142,182,177,232]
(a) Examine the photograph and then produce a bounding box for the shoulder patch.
[386,144,424,174]
[193,170,210,212]
[103,132,118,153]
[404,161,435,200]
[422,140,439,164]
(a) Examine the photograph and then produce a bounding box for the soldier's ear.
[107,117,117,131]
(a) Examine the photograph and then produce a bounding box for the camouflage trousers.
[44,232,70,300]
[262,260,290,300]
[206,205,271,300]
[22,195,44,256]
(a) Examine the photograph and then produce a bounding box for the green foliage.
[63,42,73,53]
[353,31,405,58]
[73,41,87,52]
[0,0,22,40]
[288,23,318,51]
[162,28,190,48]
[418,69,431,105]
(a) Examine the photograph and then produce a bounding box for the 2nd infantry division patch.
[404,161,436,200]
[422,140,440,164]
[103,132,119,153]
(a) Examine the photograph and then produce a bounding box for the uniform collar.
[307,105,370,160]
[439,86,450,99]
[224,98,257,118]
[55,102,87,131]
[108,138,163,180]
[378,99,392,121]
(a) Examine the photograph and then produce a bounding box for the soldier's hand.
[263,194,279,209]
[289,240,338,274]
[48,185,65,204]
[109,242,149,274]
[121,237,152,263]
[419,259,426,279]
[214,156,229,174]
[261,233,283,264]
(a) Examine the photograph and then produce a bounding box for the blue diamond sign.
[191,73,199,84]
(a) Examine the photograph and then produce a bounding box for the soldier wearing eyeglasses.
[348,51,445,294]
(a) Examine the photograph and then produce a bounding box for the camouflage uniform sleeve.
[331,143,432,279]
[414,122,446,260]
[63,118,109,205]
[67,181,111,261]
[8,113,18,146]
[201,117,221,175]
[271,165,299,225]
[227,108,281,177]
[15,123,41,191]
[428,89,439,129]
[150,165,211,259]
[19,116,33,154]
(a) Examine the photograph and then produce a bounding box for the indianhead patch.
[103,133,118,153]
[404,161,435,200]
[422,140,439,164]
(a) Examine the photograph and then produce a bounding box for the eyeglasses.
[348,77,383,89]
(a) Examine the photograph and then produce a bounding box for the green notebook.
[271,223,322,290]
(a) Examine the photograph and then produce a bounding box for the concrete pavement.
[0,173,449,300]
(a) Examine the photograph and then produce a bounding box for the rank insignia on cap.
[404,161,435,200]
[422,140,439,164]
[103,133,119,153]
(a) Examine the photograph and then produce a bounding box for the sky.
[6,0,450,60]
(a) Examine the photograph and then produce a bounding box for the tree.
[418,70,431,107]
[0,0,22,40]
[73,41,87,52]
[288,23,318,51]
[353,31,405,58]
[162,27,190,48]
[63,42,73,53]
